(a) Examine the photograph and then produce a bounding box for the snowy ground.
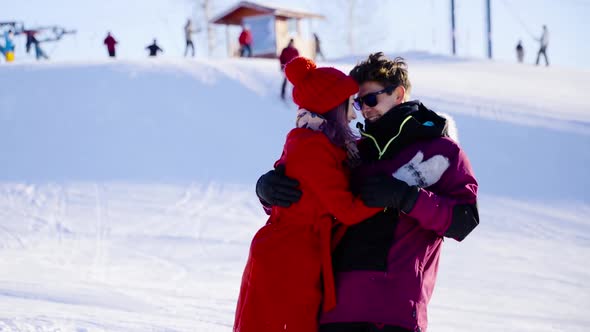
[0,55,589,331]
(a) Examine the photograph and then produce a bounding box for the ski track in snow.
[0,182,259,331]
[0,183,589,331]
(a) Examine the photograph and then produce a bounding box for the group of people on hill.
[235,51,480,332]
[101,22,550,70]
[0,21,555,68]
[103,22,551,69]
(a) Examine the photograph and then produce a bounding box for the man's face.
[357,81,403,123]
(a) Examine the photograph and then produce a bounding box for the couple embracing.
[235,52,479,332]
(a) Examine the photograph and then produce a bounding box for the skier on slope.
[279,38,299,100]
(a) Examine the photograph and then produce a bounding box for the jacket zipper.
[359,115,413,213]
[359,115,413,160]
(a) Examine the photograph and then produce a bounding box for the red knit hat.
[285,57,358,114]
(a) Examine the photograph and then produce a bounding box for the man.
[279,39,299,100]
[255,52,479,332]
[535,25,549,66]
[104,31,118,58]
[314,33,325,61]
[2,30,16,62]
[146,39,163,57]
[25,30,50,60]
[238,24,252,57]
[184,18,198,57]
[516,40,524,63]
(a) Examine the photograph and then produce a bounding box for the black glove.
[359,174,420,213]
[255,164,302,207]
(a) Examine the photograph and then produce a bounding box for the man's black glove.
[255,164,302,207]
[359,174,420,213]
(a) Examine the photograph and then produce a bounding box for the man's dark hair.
[349,52,412,94]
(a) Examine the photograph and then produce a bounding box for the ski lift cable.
[498,0,537,40]
[45,40,61,58]
[40,27,76,59]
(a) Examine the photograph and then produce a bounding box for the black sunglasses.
[353,85,396,111]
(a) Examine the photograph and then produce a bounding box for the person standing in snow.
[234,57,383,332]
[104,32,118,58]
[25,30,35,54]
[255,52,479,332]
[516,40,524,63]
[25,30,50,60]
[146,39,163,57]
[184,18,198,57]
[2,30,16,62]
[279,39,299,100]
[238,24,252,57]
[535,25,549,66]
[314,33,325,61]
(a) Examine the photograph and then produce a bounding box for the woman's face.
[346,96,357,123]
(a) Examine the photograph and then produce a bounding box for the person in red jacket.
[103,32,117,58]
[279,39,300,100]
[238,24,252,57]
[233,57,383,332]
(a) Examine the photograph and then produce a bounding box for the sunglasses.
[353,85,396,111]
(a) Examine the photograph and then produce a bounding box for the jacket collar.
[358,100,448,161]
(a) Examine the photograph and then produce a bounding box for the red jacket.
[104,35,117,52]
[238,29,252,45]
[279,46,300,68]
[234,128,381,332]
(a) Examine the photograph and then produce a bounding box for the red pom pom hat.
[285,57,358,115]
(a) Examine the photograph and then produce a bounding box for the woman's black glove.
[359,174,420,213]
[256,164,302,207]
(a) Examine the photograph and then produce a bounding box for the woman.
[234,57,383,332]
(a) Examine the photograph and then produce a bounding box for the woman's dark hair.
[322,99,357,147]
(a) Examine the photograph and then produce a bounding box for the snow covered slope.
[0,55,589,331]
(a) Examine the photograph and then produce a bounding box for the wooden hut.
[211,1,325,59]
